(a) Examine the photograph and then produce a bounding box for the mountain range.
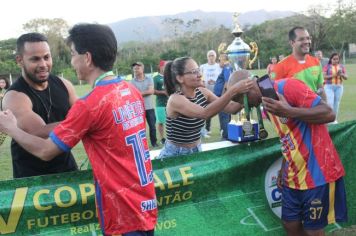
[109,10,296,43]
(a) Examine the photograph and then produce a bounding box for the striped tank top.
[166,88,208,144]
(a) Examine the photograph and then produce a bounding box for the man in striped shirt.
[229,70,347,236]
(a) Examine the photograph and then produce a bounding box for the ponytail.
[163,57,191,96]
[164,61,176,96]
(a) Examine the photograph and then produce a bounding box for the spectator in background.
[131,61,158,147]
[0,76,10,146]
[0,76,10,101]
[153,60,168,145]
[199,50,222,136]
[1,32,78,178]
[278,54,285,62]
[158,57,252,159]
[214,53,233,140]
[271,26,326,100]
[266,56,277,76]
[323,52,348,123]
[315,50,329,68]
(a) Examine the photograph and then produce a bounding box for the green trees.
[23,18,71,77]
[244,0,356,67]
[0,39,17,76]
[0,3,354,78]
[326,0,356,53]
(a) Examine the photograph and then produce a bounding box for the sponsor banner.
[265,158,283,218]
[1,121,355,235]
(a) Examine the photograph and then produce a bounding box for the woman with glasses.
[157,57,253,159]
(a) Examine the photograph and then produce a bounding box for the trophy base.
[227,121,259,142]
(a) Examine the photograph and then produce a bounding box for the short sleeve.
[316,64,324,86]
[50,101,92,152]
[341,64,346,74]
[282,79,321,108]
[147,77,154,86]
[270,62,284,81]
[153,75,158,89]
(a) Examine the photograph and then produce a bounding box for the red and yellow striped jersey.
[269,79,345,190]
[323,64,346,85]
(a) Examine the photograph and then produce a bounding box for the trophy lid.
[232,12,243,37]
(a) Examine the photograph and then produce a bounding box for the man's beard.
[23,67,49,84]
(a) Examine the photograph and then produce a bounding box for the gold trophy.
[227,13,258,71]
[225,13,267,141]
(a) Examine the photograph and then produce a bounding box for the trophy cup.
[225,13,268,142]
[227,13,258,71]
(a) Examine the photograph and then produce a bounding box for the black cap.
[131,61,144,67]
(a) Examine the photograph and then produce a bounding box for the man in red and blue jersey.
[229,70,347,236]
[0,24,157,236]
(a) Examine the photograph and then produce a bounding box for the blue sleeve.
[223,66,232,82]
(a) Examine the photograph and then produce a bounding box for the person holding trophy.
[157,57,253,159]
[228,69,347,236]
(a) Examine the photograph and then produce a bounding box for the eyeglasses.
[183,68,201,76]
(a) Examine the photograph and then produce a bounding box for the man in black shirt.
[2,33,78,178]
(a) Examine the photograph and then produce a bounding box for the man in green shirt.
[153,60,168,145]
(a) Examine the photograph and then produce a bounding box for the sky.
[0,0,348,40]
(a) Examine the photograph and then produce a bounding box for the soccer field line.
[242,205,344,233]
[243,205,282,232]
[334,223,341,229]
[328,222,342,232]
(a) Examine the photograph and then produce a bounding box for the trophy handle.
[248,42,258,69]
[218,43,227,54]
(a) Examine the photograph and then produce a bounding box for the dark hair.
[288,26,306,41]
[0,76,10,90]
[328,52,339,65]
[163,57,191,96]
[67,23,117,71]
[16,33,48,55]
